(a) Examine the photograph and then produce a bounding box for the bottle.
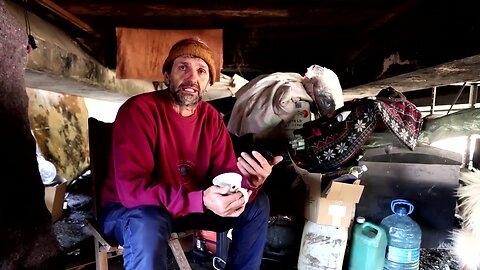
[348,216,387,270]
[380,199,422,270]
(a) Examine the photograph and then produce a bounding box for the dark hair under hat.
[162,38,216,85]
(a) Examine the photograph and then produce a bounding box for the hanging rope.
[23,0,37,50]
[23,0,30,35]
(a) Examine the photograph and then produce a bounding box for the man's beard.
[170,82,203,106]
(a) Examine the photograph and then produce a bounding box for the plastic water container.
[348,217,387,270]
[380,199,422,270]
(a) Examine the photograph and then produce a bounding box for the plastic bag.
[302,65,344,117]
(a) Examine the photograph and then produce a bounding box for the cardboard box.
[293,163,364,227]
[44,175,67,222]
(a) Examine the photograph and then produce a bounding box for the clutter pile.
[225,64,460,270]
[44,64,462,270]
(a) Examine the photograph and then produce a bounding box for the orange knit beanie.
[162,38,216,85]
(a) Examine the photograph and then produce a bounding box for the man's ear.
[204,81,210,92]
[163,72,170,86]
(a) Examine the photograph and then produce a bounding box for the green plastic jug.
[348,217,387,270]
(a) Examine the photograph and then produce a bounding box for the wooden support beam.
[343,55,480,101]
[469,84,478,108]
[60,2,386,19]
[33,0,98,35]
[430,86,437,115]
[358,0,419,37]
[64,3,288,18]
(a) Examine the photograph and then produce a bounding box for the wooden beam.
[357,0,419,37]
[33,0,98,35]
[344,0,420,63]
[342,54,480,101]
[61,2,387,19]
[64,3,288,18]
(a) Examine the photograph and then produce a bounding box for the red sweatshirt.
[101,90,256,218]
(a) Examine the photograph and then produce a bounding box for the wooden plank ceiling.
[16,0,480,96]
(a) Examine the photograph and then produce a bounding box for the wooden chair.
[87,117,192,270]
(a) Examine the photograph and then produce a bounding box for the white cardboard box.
[293,163,364,227]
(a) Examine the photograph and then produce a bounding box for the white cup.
[212,172,249,206]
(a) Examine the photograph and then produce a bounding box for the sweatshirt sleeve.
[110,97,204,215]
[208,112,261,202]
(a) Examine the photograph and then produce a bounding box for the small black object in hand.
[246,149,275,165]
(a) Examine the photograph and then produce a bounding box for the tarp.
[418,108,480,144]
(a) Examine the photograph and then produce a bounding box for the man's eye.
[198,68,207,74]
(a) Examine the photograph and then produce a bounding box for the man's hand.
[203,185,251,217]
[237,151,283,188]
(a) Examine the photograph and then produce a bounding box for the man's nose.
[185,69,200,81]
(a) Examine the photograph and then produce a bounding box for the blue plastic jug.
[348,217,387,270]
[380,199,422,270]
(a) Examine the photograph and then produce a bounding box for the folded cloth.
[306,99,378,172]
[375,98,423,150]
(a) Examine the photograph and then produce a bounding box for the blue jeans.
[100,191,270,270]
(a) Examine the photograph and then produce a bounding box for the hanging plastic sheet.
[418,108,480,144]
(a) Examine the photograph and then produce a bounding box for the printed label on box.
[328,204,347,226]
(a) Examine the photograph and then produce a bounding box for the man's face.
[165,56,210,106]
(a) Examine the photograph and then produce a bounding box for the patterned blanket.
[292,87,423,172]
